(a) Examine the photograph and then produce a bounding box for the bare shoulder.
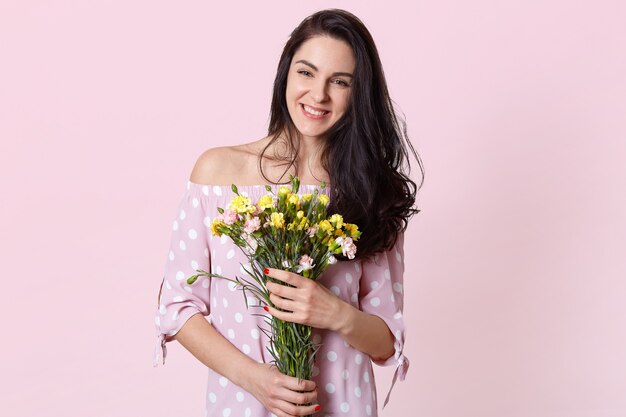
[189,137,272,185]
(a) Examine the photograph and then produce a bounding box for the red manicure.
[263,305,269,312]
[314,405,322,412]
[263,268,269,275]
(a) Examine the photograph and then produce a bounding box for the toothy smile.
[302,104,330,116]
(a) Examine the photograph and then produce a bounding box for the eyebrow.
[295,59,353,78]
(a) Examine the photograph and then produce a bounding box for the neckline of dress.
[187,181,330,189]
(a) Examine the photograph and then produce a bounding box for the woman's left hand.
[264,267,347,331]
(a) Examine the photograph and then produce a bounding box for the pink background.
[1,1,625,416]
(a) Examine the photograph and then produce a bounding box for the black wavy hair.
[260,8,424,260]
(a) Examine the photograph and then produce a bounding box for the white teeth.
[303,104,328,116]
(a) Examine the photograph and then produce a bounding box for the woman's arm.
[265,268,395,362]
[174,313,321,417]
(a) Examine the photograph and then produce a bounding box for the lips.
[301,103,330,119]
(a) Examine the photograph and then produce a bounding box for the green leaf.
[231,184,239,195]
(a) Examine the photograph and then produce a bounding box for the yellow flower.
[278,186,291,196]
[344,223,360,238]
[318,219,333,234]
[270,212,285,229]
[210,218,224,236]
[258,194,274,210]
[287,193,300,207]
[318,194,329,206]
[301,193,312,202]
[329,214,344,229]
[229,195,253,214]
[296,210,305,219]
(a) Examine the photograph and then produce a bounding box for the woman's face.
[285,35,355,141]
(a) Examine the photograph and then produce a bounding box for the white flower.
[295,254,315,273]
[328,255,337,265]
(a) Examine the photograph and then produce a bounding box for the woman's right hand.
[243,362,321,417]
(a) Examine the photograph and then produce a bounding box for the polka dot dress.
[154,181,409,417]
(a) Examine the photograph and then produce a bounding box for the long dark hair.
[261,8,424,260]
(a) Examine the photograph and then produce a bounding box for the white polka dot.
[228,281,238,291]
[213,185,222,196]
[235,313,243,323]
[370,281,379,290]
[159,304,166,315]
[351,293,358,303]
[311,365,320,377]
[354,386,362,397]
[345,273,353,283]
[204,216,211,227]
[215,265,222,275]
[340,402,350,413]
[176,271,185,281]
[204,248,209,257]
[312,334,322,344]
[395,330,402,340]
[227,329,235,339]
[327,351,338,362]
[391,294,396,303]
[220,234,228,245]
[330,286,340,296]
[355,353,362,364]
[226,249,235,259]
[169,250,175,261]
[202,279,210,288]
[172,220,179,231]
[394,311,403,319]
[222,298,228,308]
[325,383,335,393]
[242,344,251,354]
[251,328,260,339]
[222,408,231,417]
[191,260,199,270]
[393,283,404,293]
[179,209,186,220]
[188,229,198,240]
[341,369,349,379]
[219,376,228,387]
[396,250,402,262]
[192,197,199,208]
[366,405,372,415]
[165,280,172,290]
[184,286,193,293]
[179,240,186,251]
[219,315,223,324]
[354,262,361,272]
[370,297,381,307]
[364,371,370,383]
[244,408,251,417]
[171,310,179,321]
[384,269,391,279]
[208,392,217,403]
[236,391,244,402]
[173,296,183,302]
[154,316,160,326]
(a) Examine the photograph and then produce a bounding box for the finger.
[269,292,297,311]
[273,399,321,417]
[266,280,298,299]
[282,375,317,392]
[279,386,318,406]
[265,267,303,286]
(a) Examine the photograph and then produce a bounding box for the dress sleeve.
[358,231,409,408]
[153,181,212,367]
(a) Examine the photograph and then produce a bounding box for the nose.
[310,79,329,103]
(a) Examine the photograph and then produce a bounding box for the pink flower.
[244,216,261,233]
[336,236,357,260]
[306,226,318,237]
[222,209,238,225]
[296,254,315,273]
[244,234,258,252]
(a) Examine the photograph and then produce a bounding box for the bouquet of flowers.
[187,176,361,383]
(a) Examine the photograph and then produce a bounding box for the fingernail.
[263,305,269,312]
[314,405,322,411]
[263,268,269,274]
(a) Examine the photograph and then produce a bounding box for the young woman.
[154,8,423,417]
